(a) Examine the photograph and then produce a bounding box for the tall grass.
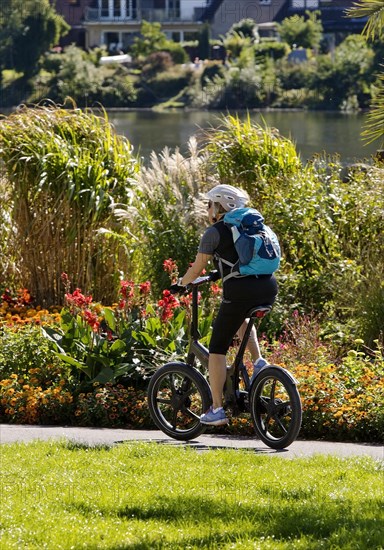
[1,441,383,549]
[0,103,139,304]
[203,113,302,205]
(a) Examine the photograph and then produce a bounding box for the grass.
[0,441,383,549]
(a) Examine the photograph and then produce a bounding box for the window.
[101,0,109,17]
[291,0,319,8]
[259,0,271,5]
[114,0,121,17]
[99,0,136,19]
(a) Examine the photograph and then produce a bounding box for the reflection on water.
[108,110,378,165]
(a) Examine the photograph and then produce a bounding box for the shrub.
[143,65,193,101]
[0,374,74,425]
[0,325,74,424]
[0,324,64,379]
[254,41,289,60]
[73,384,151,428]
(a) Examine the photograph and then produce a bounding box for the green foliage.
[346,0,384,41]
[164,42,189,65]
[224,33,253,59]
[277,10,323,50]
[107,138,209,293]
[254,41,289,60]
[0,324,63,378]
[313,34,375,109]
[227,18,259,41]
[38,46,137,107]
[278,57,317,90]
[200,61,225,87]
[0,104,139,305]
[129,20,187,65]
[348,0,384,146]
[204,114,302,195]
[42,308,139,385]
[130,21,168,59]
[197,22,211,60]
[362,71,384,145]
[0,0,69,79]
[0,177,17,287]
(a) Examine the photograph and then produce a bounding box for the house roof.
[200,1,368,33]
[198,0,224,22]
[275,5,368,33]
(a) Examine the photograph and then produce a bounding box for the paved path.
[1,424,383,459]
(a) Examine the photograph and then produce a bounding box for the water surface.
[108,110,378,164]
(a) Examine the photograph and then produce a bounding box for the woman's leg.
[236,320,261,362]
[208,353,227,409]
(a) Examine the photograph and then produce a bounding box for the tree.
[313,34,375,109]
[227,18,259,42]
[277,10,323,50]
[347,0,384,147]
[0,0,69,82]
[130,21,168,60]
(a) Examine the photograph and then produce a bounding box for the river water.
[108,110,378,165]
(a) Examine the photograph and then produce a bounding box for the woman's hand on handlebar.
[169,269,220,294]
[169,282,188,295]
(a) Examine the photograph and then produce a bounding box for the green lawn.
[1,441,383,549]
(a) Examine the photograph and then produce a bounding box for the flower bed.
[1,281,383,442]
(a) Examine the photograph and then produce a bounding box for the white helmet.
[206,184,249,211]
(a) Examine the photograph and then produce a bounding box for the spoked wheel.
[147,362,212,441]
[249,366,302,450]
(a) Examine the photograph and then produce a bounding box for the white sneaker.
[250,357,268,384]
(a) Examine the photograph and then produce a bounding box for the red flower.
[83,309,100,332]
[210,284,222,296]
[120,280,135,300]
[139,281,151,295]
[158,289,179,322]
[163,258,177,274]
[65,288,93,308]
[180,294,192,308]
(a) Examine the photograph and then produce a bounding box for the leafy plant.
[277,10,323,50]
[41,279,146,385]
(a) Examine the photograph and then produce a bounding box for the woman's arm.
[180,252,212,286]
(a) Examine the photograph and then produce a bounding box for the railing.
[84,7,200,23]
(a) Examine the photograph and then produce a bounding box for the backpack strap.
[214,252,249,283]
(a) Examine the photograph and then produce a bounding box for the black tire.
[147,362,212,441]
[249,365,302,450]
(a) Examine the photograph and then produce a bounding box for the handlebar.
[188,275,212,287]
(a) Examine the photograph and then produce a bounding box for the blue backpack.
[219,208,281,281]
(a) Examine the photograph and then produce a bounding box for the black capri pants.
[209,275,278,355]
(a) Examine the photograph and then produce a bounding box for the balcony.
[84,7,200,23]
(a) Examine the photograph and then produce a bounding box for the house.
[206,0,367,40]
[54,1,209,51]
[53,0,367,52]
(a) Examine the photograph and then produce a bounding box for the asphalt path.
[1,424,383,459]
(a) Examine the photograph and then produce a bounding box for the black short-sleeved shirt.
[197,219,278,354]
[198,220,238,280]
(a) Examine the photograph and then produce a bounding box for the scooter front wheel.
[147,362,212,441]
